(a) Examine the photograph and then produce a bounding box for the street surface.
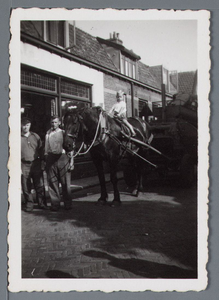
[22,174,197,279]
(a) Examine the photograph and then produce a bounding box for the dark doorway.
[21,92,58,141]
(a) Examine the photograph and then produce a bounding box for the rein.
[67,110,103,158]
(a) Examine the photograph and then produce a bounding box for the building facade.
[20,20,189,177]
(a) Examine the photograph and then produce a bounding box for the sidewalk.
[25,171,124,206]
[70,171,124,192]
[42,171,124,194]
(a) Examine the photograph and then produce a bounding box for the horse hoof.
[110,201,121,207]
[132,189,139,197]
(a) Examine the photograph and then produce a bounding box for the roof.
[71,27,161,90]
[69,27,118,71]
[97,37,141,60]
[178,71,197,94]
[20,22,163,92]
[149,65,163,87]
[138,61,160,89]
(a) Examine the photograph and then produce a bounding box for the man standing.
[44,115,73,211]
[21,117,46,212]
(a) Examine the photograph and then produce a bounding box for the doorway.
[21,92,58,141]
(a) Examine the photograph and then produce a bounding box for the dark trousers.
[21,160,45,209]
[46,153,72,209]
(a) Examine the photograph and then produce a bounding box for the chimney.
[108,32,123,45]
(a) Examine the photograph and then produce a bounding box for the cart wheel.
[123,163,137,187]
[180,154,196,187]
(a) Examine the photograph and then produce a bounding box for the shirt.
[45,128,65,155]
[109,101,127,119]
[21,132,42,162]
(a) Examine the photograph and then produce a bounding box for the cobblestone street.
[22,177,197,279]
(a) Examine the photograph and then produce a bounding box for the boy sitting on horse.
[109,90,136,137]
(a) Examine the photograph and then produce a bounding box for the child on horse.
[109,90,136,137]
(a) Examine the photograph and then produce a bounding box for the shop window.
[21,67,92,135]
[21,69,57,92]
[61,80,90,100]
[61,99,90,119]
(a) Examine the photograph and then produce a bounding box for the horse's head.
[63,109,83,152]
[63,106,104,152]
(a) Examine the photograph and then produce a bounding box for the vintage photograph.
[8,8,210,292]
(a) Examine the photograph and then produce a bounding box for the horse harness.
[66,109,156,166]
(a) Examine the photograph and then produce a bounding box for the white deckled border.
[8,8,210,293]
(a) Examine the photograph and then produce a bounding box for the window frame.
[120,54,137,79]
[43,21,69,49]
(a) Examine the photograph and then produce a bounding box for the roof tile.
[178,71,197,94]
[70,28,118,71]
[138,62,160,89]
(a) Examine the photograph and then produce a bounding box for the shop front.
[21,65,99,178]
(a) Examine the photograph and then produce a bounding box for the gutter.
[21,32,173,98]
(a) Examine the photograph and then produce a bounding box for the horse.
[63,106,150,206]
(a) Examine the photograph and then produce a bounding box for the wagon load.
[123,92,198,188]
[153,93,197,128]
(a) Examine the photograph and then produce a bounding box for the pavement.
[22,173,197,279]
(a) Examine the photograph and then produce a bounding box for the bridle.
[65,109,103,158]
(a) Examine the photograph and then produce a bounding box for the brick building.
[20,20,190,177]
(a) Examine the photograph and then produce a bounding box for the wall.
[104,73,166,117]
[104,74,132,116]
[20,42,104,107]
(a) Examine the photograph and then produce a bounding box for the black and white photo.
[8,8,210,292]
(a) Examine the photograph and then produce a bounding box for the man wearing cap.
[109,90,136,136]
[44,115,73,211]
[21,117,46,212]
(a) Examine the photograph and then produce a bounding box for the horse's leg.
[132,160,144,197]
[131,167,139,197]
[109,159,121,207]
[137,165,144,196]
[93,157,108,204]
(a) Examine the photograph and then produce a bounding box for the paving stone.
[22,180,197,279]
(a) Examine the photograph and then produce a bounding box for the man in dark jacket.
[21,117,46,212]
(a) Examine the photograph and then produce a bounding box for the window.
[21,69,57,92]
[120,54,136,79]
[61,99,90,120]
[61,80,90,100]
[45,21,66,47]
[162,67,178,94]
[21,21,70,49]
[21,67,92,120]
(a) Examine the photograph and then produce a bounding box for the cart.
[122,93,198,188]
